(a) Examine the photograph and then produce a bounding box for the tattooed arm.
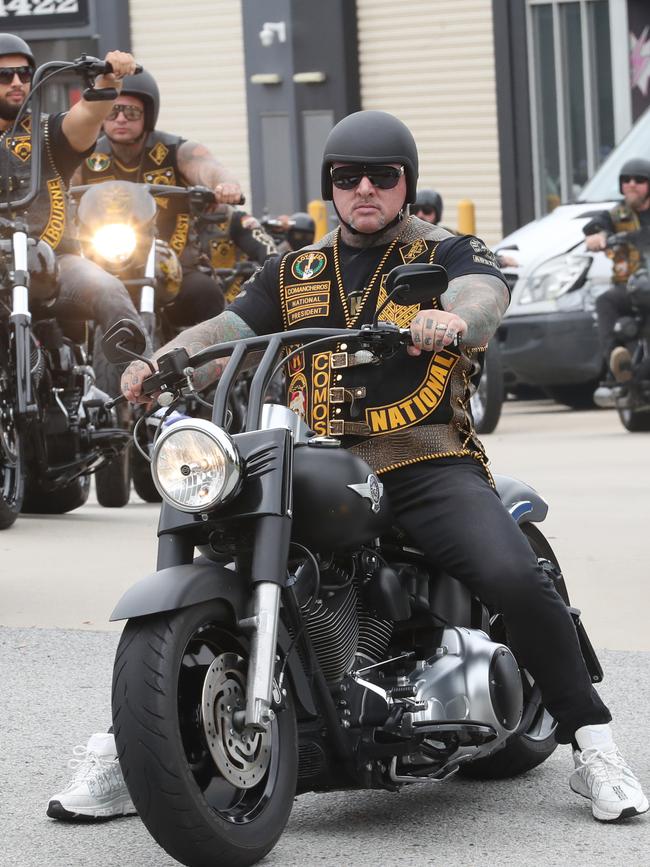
[408,273,508,356]
[120,311,256,404]
[442,273,509,347]
[177,140,242,204]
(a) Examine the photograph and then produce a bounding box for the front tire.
[112,600,298,867]
[617,404,650,431]
[460,523,565,779]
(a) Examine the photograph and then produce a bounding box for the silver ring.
[435,323,446,330]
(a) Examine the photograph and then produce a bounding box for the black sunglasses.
[620,174,649,185]
[412,204,435,216]
[330,164,404,191]
[0,66,33,85]
[106,103,144,121]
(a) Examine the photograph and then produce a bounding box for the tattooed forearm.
[154,311,257,391]
[442,274,509,346]
[178,140,237,189]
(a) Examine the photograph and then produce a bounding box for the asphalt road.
[1,400,649,866]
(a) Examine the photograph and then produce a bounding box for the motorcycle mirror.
[374,263,449,325]
[101,318,150,366]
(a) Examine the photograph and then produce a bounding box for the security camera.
[259,25,274,47]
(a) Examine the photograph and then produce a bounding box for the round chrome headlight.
[151,419,242,513]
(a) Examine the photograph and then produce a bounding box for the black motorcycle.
[0,56,133,528]
[601,230,650,431]
[102,263,601,867]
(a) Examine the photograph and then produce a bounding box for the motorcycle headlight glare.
[519,254,591,305]
[91,223,137,264]
[151,419,241,513]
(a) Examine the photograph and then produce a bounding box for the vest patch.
[86,152,111,172]
[311,351,332,435]
[291,250,327,280]
[169,213,190,255]
[39,178,66,250]
[376,279,421,327]
[364,349,458,434]
[149,141,169,166]
[399,239,427,263]
[285,282,331,326]
[288,372,308,418]
[7,135,31,163]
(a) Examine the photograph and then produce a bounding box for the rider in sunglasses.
[584,157,650,403]
[0,32,152,383]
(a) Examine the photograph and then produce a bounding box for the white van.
[495,108,650,408]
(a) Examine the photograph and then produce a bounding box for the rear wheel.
[112,600,298,867]
[459,522,565,779]
[22,474,90,514]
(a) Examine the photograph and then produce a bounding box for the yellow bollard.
[457,199,475,235]
[308,199,329,241]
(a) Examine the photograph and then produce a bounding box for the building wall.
[129,0,251,199]
[356,0,502,243]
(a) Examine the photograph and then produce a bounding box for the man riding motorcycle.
[49,111,647,825]
[72,68,243,327]
[584,157,650,405]
[0,34,148,346]
[199,203,278,303]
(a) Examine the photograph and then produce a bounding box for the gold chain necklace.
[332,218,410,327]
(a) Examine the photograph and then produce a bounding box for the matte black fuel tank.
[291,440,391,552]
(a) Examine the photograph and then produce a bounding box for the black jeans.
[165,269,225,328]
[381,459,611,743]
[53,254,148,339]
[596,283,633,359]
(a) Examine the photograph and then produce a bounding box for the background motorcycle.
[602,230,650,431]
[73,180,221,504]
[101,262,601,867]
[0,56,133,528]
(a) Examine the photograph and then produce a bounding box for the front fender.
[109,556,246,622]
[493,473,548,524]
[109,556,318,718]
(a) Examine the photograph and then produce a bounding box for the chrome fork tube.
[239,581,281,730]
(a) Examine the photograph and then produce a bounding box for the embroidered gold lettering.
[40,179,66,249]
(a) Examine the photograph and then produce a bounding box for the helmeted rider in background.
[199,204,278,304]
[0,34,148,345]
[271,211,317,255]
[584,158,650,405]
[410,188,444,226]
[48,111,647,826]
[72,68,243,326]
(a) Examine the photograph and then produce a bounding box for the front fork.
[9,231,36,417]
[140,239,157,341]
[238,515,292,731]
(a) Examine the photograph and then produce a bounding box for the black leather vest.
[279,219,483,474]
[0,114,69,251]
[81,131,191,258]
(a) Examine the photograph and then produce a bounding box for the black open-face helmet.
[288,211,316,249]
[619,158,650,194]
[119,68,160,129]
[412,189,443,221]
[321,110,419,203]
[0,33,35,69]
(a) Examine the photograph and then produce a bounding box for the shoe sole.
[570,784,649,822]
[610,348,633,383]
[46,799,137,822]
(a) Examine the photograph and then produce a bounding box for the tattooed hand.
[408,310,468,356]
[214,181,243,204]
[121,358,158,406]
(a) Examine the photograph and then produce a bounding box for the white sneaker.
[570,727,649,822]
[47,732,136,821]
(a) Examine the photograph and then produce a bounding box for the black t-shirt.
[229,232,508,336]
[47,112,93,183]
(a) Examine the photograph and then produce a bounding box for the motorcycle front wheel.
[470,341,504,434]
[459,522,565,779]
[112,600,298,867]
